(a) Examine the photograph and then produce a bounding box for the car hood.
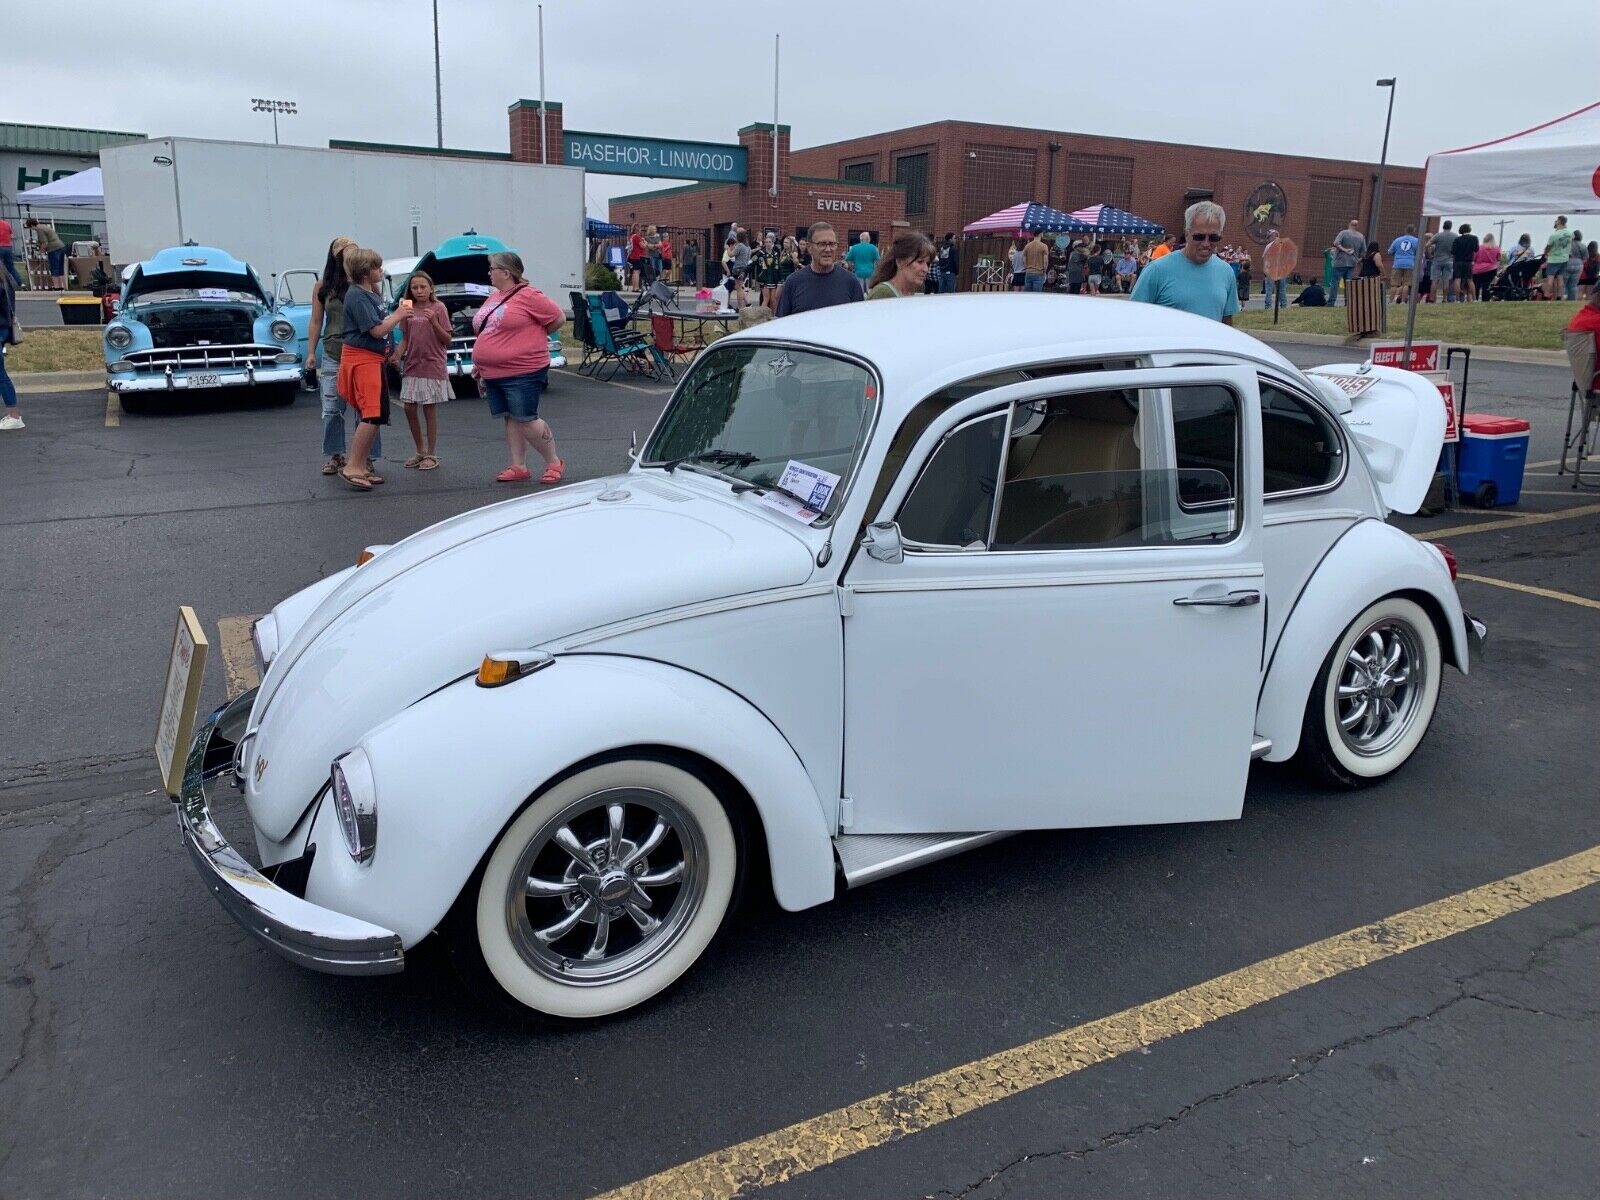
[244,476,818,841]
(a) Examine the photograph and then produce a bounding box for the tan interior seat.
[1001,392,1142,545]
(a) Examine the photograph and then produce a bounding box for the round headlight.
[270,319,295,343]
[106,324,133,350]
[329,749,378,863]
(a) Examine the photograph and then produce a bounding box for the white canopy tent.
[1404,101,1600,349]
[17,166,104,209]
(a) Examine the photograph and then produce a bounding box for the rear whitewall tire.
[467,759,738,1020]
[1301,596,1442,787]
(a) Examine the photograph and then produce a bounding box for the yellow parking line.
[1421,502,1600,540]
[215,615,261,699]
[104,390,120,427]
[599,845,1600,1200]
[1459,573,1600,611]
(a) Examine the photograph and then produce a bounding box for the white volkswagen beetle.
[179,296,1483,1021]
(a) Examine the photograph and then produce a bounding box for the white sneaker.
[0,414,24,430]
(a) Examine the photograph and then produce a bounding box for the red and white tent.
[1423,100,1600,216]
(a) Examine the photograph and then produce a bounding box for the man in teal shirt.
[844,231,880,283]
[1130,201,1240,324]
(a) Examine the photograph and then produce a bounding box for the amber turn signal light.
[476,650,555,688]
[356,549,377,567]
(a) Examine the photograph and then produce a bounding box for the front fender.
[302,655,838,947]
[1257,519,1467,762]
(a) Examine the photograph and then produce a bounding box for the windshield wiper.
[663,449,757,473]
[729,479,825,514]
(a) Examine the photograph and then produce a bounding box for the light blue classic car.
[104,245,303,413]
[393,232,566,393]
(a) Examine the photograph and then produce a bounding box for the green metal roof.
[0,122,146,155]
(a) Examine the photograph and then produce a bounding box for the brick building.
[594,111,1423,283]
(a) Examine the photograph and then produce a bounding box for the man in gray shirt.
[1328,220,1366,307]
[1429,222,1457,303]
[775,222,865,316]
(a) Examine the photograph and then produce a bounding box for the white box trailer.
[100,137,584,303]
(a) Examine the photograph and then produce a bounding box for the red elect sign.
[1421,370,1460,442]
[1370,340,1442,372]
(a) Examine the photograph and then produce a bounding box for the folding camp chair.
[599,290,633,334]
[569,291,602,375]
[585,294,656,382]
[649,314,696,380]
[1559,328,1599,489]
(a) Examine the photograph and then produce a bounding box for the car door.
[841,365,1265,835]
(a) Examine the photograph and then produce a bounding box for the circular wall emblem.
[1592,164,1600,198]
[1244,182,1289,246]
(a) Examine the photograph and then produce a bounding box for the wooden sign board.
[1370,340,1442,373]
[156,607,210,797]
[1421,370,1461,443]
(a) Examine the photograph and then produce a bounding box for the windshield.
[642,343,878,521]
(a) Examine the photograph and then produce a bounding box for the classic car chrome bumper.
[110,364,302,392]
[1464,611,1487,661]
[176,690,405,976]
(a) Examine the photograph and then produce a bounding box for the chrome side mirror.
[862,521,904,565]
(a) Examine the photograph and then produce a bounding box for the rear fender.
[302,655,837,946]
[1257,520,1466,762]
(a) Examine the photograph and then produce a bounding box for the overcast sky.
[12,0,1592,247]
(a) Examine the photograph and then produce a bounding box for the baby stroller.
[1485,255,1542,301]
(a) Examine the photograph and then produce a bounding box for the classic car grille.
[448,335,476,357]
[123,345,287,372]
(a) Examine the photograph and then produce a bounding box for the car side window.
[897,412,1006,548]
[1260,380,1343,496]
[991,385,1241,550]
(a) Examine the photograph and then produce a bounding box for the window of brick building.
[1062,152,1133,212]
[1306,176,1363,257]
[961,144,1037,230]
[842,160,876,183]
[894,151,932,216]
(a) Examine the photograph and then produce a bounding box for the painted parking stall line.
[597,846,1600,1200]
[1459,573,1600,611]
[104,391,120,427]
[216,615,261,699]
[1419,502,1600,541]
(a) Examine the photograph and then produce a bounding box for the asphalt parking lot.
[1,345,1595,1198]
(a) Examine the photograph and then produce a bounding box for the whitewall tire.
[454,759,738,1021]
[1300,596,1442,787]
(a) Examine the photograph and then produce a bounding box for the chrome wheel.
[505,786,707,987]
[1334,619,1425,757]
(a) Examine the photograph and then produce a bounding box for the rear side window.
[1260,380,1343,496]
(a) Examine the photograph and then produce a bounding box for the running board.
[1252,735,1273,759]
[834,831,1011,889]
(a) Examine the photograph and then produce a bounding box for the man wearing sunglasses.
[1129,200,1240,325]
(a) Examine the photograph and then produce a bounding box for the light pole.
[250,98,297,145]
[1369,78,1396,245]
[432,0,443,148]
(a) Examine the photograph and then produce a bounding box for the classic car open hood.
[124,268,267,305]
[244,477,818,842]
[1306,363,1447,514]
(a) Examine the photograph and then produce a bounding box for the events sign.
[1370,340,1441,373]
[563,131,747,183]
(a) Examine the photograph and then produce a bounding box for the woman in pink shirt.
[1471,235,1501,302]
[472,251,566,484]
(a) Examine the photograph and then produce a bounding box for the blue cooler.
[1456,414,1531,507]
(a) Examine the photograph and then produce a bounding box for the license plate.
[186,373,222,387]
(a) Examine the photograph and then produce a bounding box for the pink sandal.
[539,458,565,484]
[495,465,533,483]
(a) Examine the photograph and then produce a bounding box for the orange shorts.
[338,345,389,423]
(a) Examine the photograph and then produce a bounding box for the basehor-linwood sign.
[563,131,747,183]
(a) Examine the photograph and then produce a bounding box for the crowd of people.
[302,237,565,492]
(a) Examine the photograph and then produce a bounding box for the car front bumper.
[176,689,405,976]
[110,364,302,393]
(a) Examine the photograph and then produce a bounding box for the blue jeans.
[0,341,16,410]
[938,272,957,293]
[1262,278,1287,308]
[1328,264,1354,305]
[1023,272,1045,292]
[0,247,20,287]
[319,348,380,460]
[1563,258,1582,300]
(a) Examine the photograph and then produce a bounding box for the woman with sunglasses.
[1128,201,1241,325]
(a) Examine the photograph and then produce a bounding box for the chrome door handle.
[1173,589,1261,608]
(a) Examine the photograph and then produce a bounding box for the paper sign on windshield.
[197,287,232,301]
[756,491,821,523]
[777,460,840,512]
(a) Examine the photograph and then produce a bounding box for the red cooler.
[1457,414,1531,507]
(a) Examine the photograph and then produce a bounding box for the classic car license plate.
[186,373,222,387]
